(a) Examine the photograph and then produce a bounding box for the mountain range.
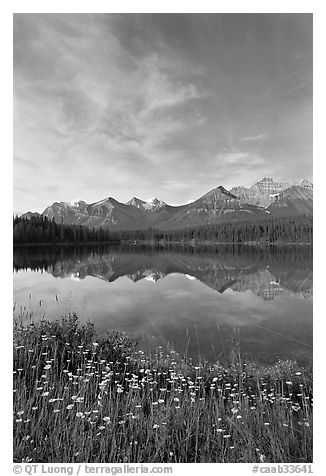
[230,177,312,207]
[22,177,313,230]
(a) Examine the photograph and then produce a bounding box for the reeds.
[13,314,312,463]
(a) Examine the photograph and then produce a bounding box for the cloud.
[240,134,266,142]
[215,152,264,168]
[14,15,204,162]
[14,155,39,170]
[13,14,312,212]
[139,54,201,115]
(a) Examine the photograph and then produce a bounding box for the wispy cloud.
[14,14,312,212]
[215,151,264,167]
[239,134,266,142]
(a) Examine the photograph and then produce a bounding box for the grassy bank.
[13,315,313,463]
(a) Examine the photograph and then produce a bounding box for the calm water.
[13,245,313,365]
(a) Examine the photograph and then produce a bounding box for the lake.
[13,244,313,365]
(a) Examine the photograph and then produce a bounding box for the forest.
[13,215,120,244]
[13,214,313,245]
[120,216,313,244]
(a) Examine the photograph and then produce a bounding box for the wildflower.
[286,381,292,385]
[66,404,74,410]
[153,424,160,429]
[41,392,49,397]
[17,411,24,416]
[223,435,231,438]
[304,422,310,427]
[264,422,270,426]
[173,398,179,402]
[103,416,111,422]
[118,420,125,425]
[295,372,302,376]
[53,409,60,413]
[93,342,99,347]
[169,452,174,457]
[16,419,22,423]
[158,399,165,404]
[231,408,238,415]
[212,377,218,382]
[32,407,37,411]
[117,388,124,394]
[49,398,56,403]
[152,402,158,406]
[98,426,105,430]
[76,412,84,418]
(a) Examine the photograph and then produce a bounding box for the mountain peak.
[217,185,235,196]
[126,197,146,208]
[195,185,238,205]
[259,177,274,183]
[276,185,313,200]
[267,185,313,217]
[298,179,313,190]
[143,197,166,209]
[126,196,166,209]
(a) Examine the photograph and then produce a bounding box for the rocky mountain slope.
[266,185,313,217]
[22,178,313,230]
[230,177,312,208]
[156,186,269,229]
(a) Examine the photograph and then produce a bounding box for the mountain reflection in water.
[13,245,313,365]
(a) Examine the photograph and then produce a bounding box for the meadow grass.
[13,314,312,463]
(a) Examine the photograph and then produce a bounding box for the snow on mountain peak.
[126,197,146,208]
[143,197,166,209]
[126,196,166,210]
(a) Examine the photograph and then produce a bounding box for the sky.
[13,13,313,213]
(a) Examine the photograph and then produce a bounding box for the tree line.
[119,216,313,244]
[13,215,120,244]
[13,214,313,245]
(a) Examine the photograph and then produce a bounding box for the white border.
[2,2,324,474]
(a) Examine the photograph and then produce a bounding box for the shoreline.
[13,240,313,247]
